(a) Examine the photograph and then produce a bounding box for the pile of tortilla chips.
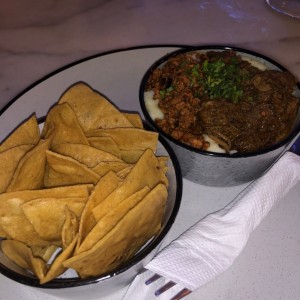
[0,82,169,283]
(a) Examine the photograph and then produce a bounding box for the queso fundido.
[144,50,299,154]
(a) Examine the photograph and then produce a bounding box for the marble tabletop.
[0,0,300,111]
[0,1,300,300]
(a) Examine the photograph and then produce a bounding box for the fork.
[145,272,192,300]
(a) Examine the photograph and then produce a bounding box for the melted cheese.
[144,91,164,120]
[241,56,267,71]
[203,134,226,154]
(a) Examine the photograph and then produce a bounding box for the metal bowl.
[139,45,300,186]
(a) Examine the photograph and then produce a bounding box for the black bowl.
[139,45,300,186]
[0,131,182,299]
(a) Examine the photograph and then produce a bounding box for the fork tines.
[145,273,191,300]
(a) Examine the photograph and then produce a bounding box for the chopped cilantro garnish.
[159,85,175,98]
[161,56,247,103]
[200,59,246,103]
[159,90,166,98]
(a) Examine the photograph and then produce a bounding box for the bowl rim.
[139,44,300,158]
[0,126,183,289]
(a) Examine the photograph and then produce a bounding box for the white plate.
[0,46,249,300]
[0,47,181,138]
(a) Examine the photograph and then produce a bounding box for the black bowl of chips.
[0,82,182,299]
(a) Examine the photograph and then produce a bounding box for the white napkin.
[123,151,300,299]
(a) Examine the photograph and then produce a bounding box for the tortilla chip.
[117,156,170,180]
[44,151,100,188]
[58,82,134,131]
[123,113,143,128]
[6,139,50,192]
[40,234,78,284]
[51,143,123,168]
[1,239,47,280]
[21,197,87,242]
[41,102,89,147]
[0,144,33,193]
[158,156,169,174]
[77,186,150,253]
[0,191,51,246]
[92,148,168,221]
[116,165,133,180]
[0,215,51,247]
[0,114,40,152]
[40,235,78,284]
[85,128,158,163]
[0,184,91,203]
[63,183,168,278]
[0,185,91,246]
[92,161,130,177]
[76,171,120,249]
[62,207,79,249]
[0,227,8,238]
[31,245,58,262]
[87,136,121,158]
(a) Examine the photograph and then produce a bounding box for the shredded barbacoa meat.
[145,50,299,153]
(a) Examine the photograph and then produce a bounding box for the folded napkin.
[123,151,300,299]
